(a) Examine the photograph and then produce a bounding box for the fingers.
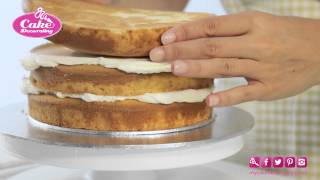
[206,81,265,107]
[171,59,260,78]
[161,13,251,44]
[150,36,252,61]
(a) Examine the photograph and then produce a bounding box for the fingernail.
[172,60,188,74]
[150,48,165,61]
[207,95,219,107]
[162,32,176,44]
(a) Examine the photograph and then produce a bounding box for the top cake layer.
[23,0,210,56]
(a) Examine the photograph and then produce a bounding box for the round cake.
[24,0,209,57]
[22,44,213,131]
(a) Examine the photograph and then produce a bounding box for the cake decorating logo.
[12,7,62,38]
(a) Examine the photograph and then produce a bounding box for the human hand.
[149,11,320,107]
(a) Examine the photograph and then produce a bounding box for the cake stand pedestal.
[0,103,254,180]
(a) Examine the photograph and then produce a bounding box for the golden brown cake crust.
[23,0,210,56]
[30,65,212,96]
[28,94,212,131]
[48,25,169,57]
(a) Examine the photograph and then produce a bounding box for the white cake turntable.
[0,103,254,179]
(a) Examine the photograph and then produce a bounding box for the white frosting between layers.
[22,54,171,74]
[22,79,212,104]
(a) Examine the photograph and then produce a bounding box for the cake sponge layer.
[30,65,213,96]
[24,0,209,56]
[28,94,212,131]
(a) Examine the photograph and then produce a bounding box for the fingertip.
[172,60,188,75]
[206,94,220,107]
[205,96,211,107]
[149,47,165,62]
[161,31,176,45]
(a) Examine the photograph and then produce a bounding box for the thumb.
[206,81,264,107]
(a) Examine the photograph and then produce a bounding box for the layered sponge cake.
[22,0,213,132]
[22,44,213,131]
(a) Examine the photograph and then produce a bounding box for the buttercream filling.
[22,79,212,104]
[21,44,171,74]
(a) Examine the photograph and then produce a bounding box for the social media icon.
[249,157,260,168]
[273,157,284,168]
[285,157,296,168]
[297,157,308,168]
[261,157,272,168]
